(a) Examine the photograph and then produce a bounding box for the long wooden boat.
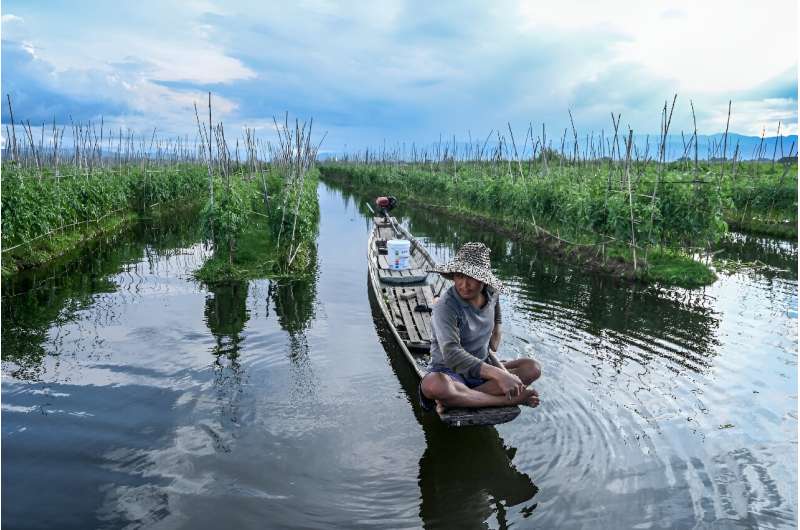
[367,213,520,427]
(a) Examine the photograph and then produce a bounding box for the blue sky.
[1,1,797,153]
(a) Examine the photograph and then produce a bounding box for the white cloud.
[136,43,256,85]
[517,0,797,93]
[6,5,255,86]
[3,0,796,144]
[699,98,798,136]
[124,78,238,121]
[1,14,23,23]
[20,40,39,59]
[3,36,240,136]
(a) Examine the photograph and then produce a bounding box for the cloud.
[1,38,238,133]
[2,14,23,23]
[1,40,130,123]
[698,98,797,136]
[740,66,798,101]
[185,1,796,147]
[680,68,800,136]
[1,0,796,150]
[517,0,797,93]
[170,4,637,145]
[113,42,256,86]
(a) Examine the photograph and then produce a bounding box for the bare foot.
[513,388,540,408]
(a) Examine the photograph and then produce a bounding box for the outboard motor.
[375,196,398,220]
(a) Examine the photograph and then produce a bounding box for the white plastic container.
[387,239,411,270]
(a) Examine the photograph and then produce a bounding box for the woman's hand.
[479,362,525,400]
[490,368,525,399]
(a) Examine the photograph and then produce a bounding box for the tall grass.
[192,96,323,281]
[2,94,324,279]
[1,164,209,276]
[319,100,796,284]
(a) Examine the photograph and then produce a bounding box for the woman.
[420,242,541,414]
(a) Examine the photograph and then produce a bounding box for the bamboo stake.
[507,122,524,181]
[772,121,781,168]
[624,129,637,273]
[6,94,18,162]
[720,100,731,181]
[690,100,698,175]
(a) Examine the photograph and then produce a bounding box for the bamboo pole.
[507,122,524,181]
[771,121,781,168]
[6,94,18,162]
[624,129,637,273]
[720,100,731,181]
[690,100,699,175]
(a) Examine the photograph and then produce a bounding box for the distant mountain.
[318,133,797,162]
[653,133,797,162]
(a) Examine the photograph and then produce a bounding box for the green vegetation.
[193,116,321,284]
[2,96,323,286]
[193,167,320,283]
[722,162,797,239]
[318,100,795,288]
[643,249,717,287]
[320,162,725,286]
[321,153,796,286]
[321,157,794,288]
[1,163,208,277]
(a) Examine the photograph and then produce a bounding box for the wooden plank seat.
[376,252,429,284]
[385,285,433,350]
[378,269,429,285]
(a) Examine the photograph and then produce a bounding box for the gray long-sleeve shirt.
[429,285,502,379]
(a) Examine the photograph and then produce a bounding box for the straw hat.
[432,242,505,293]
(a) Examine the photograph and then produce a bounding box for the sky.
[1,0,797,154]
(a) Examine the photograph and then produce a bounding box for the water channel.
[2,182,797,529]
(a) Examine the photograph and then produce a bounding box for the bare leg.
[504,358,542,385]
[421,372,539,410]
[471,358,542,402]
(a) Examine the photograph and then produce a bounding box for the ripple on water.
[487,230,797,528]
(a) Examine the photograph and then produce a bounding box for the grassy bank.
[193,167,320,283]
[319,163,722,287]
[193,116,322,284]
[1,163,209,277]
[722,163,797,239]
[2,97,324,291]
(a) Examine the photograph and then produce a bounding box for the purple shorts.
[418,365,487,412]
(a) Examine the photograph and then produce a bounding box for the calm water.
[2,183,797,529]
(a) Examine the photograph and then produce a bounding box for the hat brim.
[430,261,505,294]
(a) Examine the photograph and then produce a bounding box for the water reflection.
[368,284,538,529]
[329,180,796,527]
[716,232,798,281]
[198,248,321,419]
[204,280,250,358]
[273,260,320,400]
[1,212,203,528]
[1,211,203,381]
[273,274,318,337]
[417,426,538,529]
[4,178,795,528]
[203,280,250,440]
